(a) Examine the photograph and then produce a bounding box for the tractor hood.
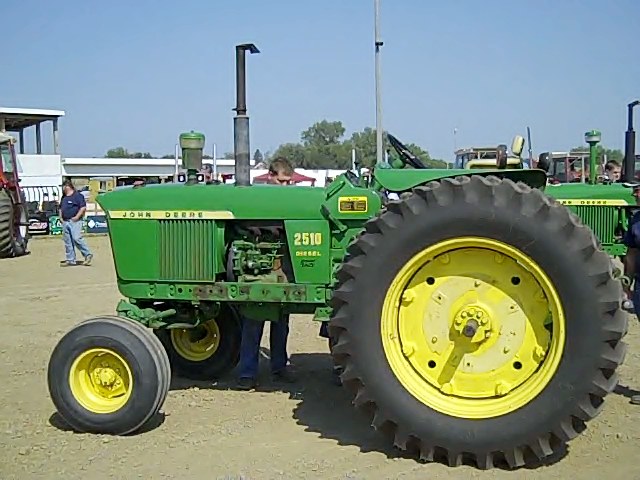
[544,182,635,206]
[97,182,331,221]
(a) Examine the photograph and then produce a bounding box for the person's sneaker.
[60,261,77,267]
[237,377,257,391]
[631,394,640,405]
[84,254,93,266]
[271,369,297,384]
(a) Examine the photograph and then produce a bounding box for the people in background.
[59,179,93,267]
[604,160,622,182]
[202,164,215,184]
[236,157,296,390]
[267,157,294,185]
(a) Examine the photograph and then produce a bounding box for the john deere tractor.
[47,45,628,470]
[0,132,29,258]
[538,104,640,259]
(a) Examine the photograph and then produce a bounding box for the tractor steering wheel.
[387,133,427,169]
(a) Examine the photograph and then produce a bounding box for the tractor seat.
[467,158,521,169]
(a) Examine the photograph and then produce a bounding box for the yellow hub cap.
[170,320,221,362]
[69,348,133,414]
[381,237,565,419]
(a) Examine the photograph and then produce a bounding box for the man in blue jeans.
[236,158,296,390]
[59,179,93,267]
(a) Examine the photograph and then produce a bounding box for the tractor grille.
[158,220,216,281]
[571,206,618,245]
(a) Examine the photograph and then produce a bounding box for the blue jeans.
[62,219,92,263]
[238,316,289,379]
[632,279,640,320]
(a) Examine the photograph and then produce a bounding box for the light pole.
[374,0,384,166]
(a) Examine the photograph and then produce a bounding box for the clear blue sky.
[3,0,639,162]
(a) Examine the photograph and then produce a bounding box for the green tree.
[253,149,264,164]
[348,127,382,167]
[301,120,346,147]
[130,151,153,159]
[271,143,307,167]
[105,147,154,158]
[570,145,623,163]
[105,147,129,158]
[270,119,443,170]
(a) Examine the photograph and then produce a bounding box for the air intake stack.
[624,100,639,183]
[180,131,205,185]
[233,43,260,187]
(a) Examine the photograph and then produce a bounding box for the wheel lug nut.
[495,381,509,396]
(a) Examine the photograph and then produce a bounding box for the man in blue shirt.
[59,179,93,267]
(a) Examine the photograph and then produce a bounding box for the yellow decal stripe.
[109,210,235,220]
[556,199,628,206]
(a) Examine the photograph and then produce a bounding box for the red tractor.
[0,132,30,257]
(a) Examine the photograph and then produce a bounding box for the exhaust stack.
[624,100,639,183]
[233,43,260,187]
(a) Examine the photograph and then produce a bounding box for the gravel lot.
[1,235,639,480]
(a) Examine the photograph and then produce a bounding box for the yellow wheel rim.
[381,236,565,419]
[170,319,221,362]
[69,348,133,414]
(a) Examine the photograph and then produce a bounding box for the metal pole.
[174,143,179,180]
[374,0,384,166]
[213,143,217,179]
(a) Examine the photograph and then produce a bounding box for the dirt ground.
[1,235,640,480]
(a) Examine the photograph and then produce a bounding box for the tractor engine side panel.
[283,220,331,284]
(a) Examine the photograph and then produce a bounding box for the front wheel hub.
[453,305,491,343]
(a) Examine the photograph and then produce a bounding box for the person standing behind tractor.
[622,184,640,404]
[59,179,93,267]
[236,157,296,390]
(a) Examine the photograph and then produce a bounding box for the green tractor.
[538,119,640,259]
[47,46,628,470]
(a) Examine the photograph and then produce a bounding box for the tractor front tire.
[47,316,171,435]
[0,189,28,258]
[329,175,627,469]
[155,304,242,381]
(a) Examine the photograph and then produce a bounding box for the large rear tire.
[0,188,28,258]
[47,316,171,435]
[328,175,627,469]
[155,304,242,381]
